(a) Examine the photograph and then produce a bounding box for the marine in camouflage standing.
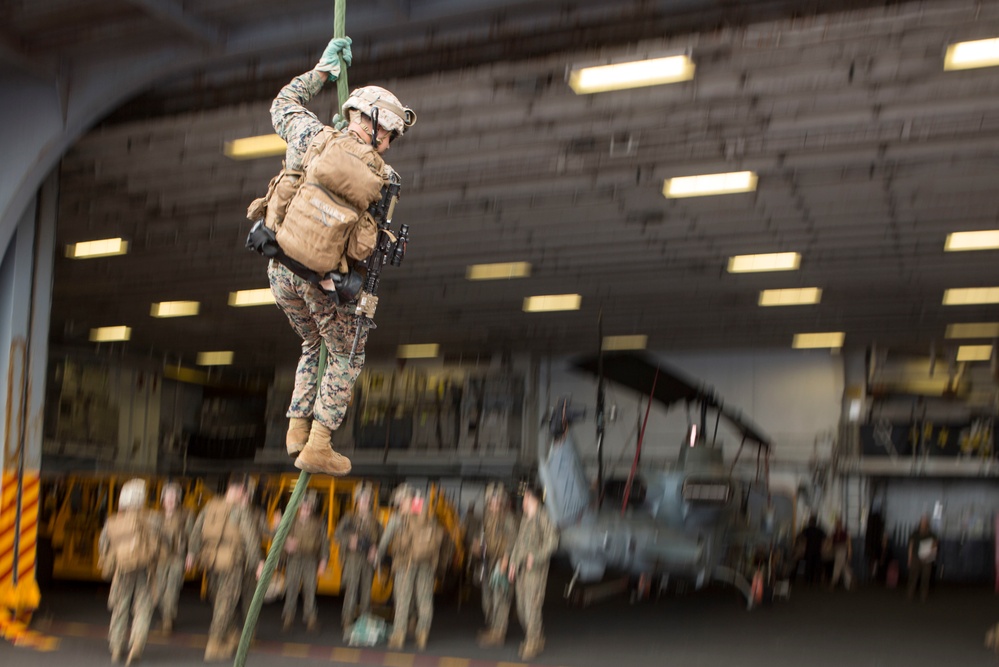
[186,474,264,662]
[380,491,444,651]
[282,491,329,631]
[334,483,381,631]
[154,482,193,636]
[474,484,519,647]
[509,484,558,661]
[268,36,416,477]
[99,478,164,665]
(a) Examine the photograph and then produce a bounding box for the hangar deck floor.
[2,579,997,667]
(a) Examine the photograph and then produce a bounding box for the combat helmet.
[353,481,375,508]
[391,483,415,508]
[342,86,417,136]
[119,478,148,511]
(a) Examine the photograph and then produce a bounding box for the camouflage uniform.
[240,506,268,623]
[154,505,193,634]
[334,510,382,627]
[282,512,329,628]
[267,70,369,431]
[99,505,164,664]
[477,509,519,642]
[188,497,262,661]
[510,506,558,656]
[379,511,444,649]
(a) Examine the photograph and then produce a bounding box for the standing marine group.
[99,475,558,664]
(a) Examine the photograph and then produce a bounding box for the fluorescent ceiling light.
[792,332,845,349]
[523,294,582,312]
[466,262,532,281]
[945,322,999,338]
[223,134,287,160]
[944,38,999,71]
[728,252,801,273]
[944,229,999,251]
[228,289,275,307]
[568,55,695,94]
[197,351,234,366]
[758,287,822,307]
[397,343,439,359]
[663,171,758,198]
[942,287,999,305]
[150,301,200,318]
[602,335,648,351]
[89,325,131,342]
[66,237,128,259]
[956,344,993,362]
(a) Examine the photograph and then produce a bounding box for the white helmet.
[342,86,416,136]
[119,479,147,511]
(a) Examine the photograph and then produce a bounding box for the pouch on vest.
[347,212,379,262]
[246,164,303,231]
[277,183,361,274]
[407,520,443,564]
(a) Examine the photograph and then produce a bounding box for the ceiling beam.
[126,0,222,45]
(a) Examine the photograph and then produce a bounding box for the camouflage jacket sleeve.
[98,522,111,566]
[318,519,330,564]
[535,511,558,562]
[270,70,328,171]
[187,509,207,560]
[511,511,559,568]
[375,515,400,562]
[333,512,354,547]
[237,506,262,566]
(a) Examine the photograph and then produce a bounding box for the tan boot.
[306,615,319,632]
[286,417,311,457]
[415,630,428,650]
[204,638,225,662]
[294,422,351,476]
[519,637,544,661]
[161,617,173,636]
[282,615,293,633]
[111,648,123,664]
[125,645,142,666]
[477,629,504,648]
[387,632,405,650]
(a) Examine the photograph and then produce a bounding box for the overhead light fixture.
[228,289,275,307]
[956,344,993,362]
[150,301,200,318]
[223,134,287,160]
[197,351,234,366]
[944,229,999,251]
[758,287,822,307]
[602,335,648,351]
[163,364,210,385]
[89,325,131,342]
[944,37,999,71]
[942,287,999,305]
[945,322,999,338]
[728,252,801,273]
[792,332,845,349]
[66,237,128,259]
[663,171,758,198]
[466,262,532,281]
[523,294,582,312]
[397,343,439,359]
[568,54,695,94]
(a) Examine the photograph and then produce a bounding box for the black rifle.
[348,170,407,363]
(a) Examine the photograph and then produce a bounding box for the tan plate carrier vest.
[198,501,244,572]
[102,511,158,576]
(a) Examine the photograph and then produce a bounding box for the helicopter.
[537,351,795,608]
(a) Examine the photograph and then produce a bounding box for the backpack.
[406,516,444,564]
[101,511,158,576]
[247,128,385,275]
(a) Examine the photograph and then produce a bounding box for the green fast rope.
[235,2,349,661]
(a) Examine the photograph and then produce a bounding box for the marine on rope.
[246,31,416,477]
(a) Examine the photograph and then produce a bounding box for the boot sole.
[294,456,351,476]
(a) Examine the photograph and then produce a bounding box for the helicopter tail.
[538,398,592,528]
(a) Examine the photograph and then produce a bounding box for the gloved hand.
[316,36,352,74]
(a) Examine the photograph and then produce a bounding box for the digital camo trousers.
[341,552,374,625]
[481,566,513,636]
[267,261,368,430]
[283,554,319,623]
[392,561,435,637]
[208,567,243,644]
[154,556,184,624]
[108,568,154,657]
[515,566,548,644]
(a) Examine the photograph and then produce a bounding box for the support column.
[0,172,57,637]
